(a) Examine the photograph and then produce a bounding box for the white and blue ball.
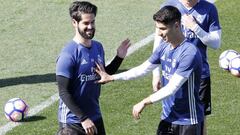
[4,98,28,122]
[229,55,240,77]
[219,49,239,70]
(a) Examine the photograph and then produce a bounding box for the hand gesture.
[95,62,114,84]
[117,38,131,58]
[182,14,197,30]
[81,118,98,135]
[132,101,145,120]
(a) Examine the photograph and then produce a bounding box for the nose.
[87,23,94,29]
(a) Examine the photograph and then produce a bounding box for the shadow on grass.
[0,73,55,88]
[20,115,46,122]
[0,69,129,88]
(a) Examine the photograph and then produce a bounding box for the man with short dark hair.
[152,1,221,134]
[95,6,204,135]
[56,1,130,135]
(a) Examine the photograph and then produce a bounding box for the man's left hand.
[117,38,131,58]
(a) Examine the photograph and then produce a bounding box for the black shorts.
[57,118,106,135]
[199,77,211,115]
[156,120,203,135]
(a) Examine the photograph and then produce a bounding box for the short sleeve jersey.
[149,39,204,125]
[56,40,105,124]
[163,0,221,78]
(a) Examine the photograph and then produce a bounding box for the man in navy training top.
[56,1,130,135]
[96,6,204,135]
[152,1,221,134]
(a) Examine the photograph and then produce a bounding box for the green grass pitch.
[1,0,240,135]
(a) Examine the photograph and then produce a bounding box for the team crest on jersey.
[172,59,177,68]
[196,14,206,24]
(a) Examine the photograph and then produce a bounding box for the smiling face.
[69,1,97,40]
[155,21,177,43]
[153,6,184,47]
[73,13,96,40]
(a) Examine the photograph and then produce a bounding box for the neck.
[171,34,185,48]
[73,34,91,48]
[180,0,198,8]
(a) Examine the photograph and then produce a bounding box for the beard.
[78,27,95,40]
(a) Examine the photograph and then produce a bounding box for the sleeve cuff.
[115,55,124,61]
[80,115,88,122]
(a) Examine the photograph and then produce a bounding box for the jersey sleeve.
[175,48,198,78]
[209,4,221,31]
[56,53,74,79]
[149,45,163,65]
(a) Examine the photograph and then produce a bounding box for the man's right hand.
[95,62,114,84]
[81,118,98,135]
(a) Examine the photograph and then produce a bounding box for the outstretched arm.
[96,60,158,84]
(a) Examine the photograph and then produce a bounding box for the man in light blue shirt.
[96,6,204,135]
[152,1,221,134]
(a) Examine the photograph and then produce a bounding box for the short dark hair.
[153,6,181,25]
[69,1,97,22]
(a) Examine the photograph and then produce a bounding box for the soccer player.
[96,6,204,135]
[152,0,221,134]
[56,1,130,135]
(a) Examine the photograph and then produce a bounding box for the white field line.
[0,0,218,134]
[106,33,155,65]
[126,33,155,57]
[0,33,155,135]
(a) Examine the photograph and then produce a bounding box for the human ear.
[71,19,78,27]
[175,21,181,28]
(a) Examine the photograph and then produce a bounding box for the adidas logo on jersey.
[81,59,88,65]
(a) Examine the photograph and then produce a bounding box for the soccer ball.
[229,55,240,77]
[219,49,239,70]
[4,98,28,122]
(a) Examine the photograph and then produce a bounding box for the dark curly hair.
[69,1,97,22]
